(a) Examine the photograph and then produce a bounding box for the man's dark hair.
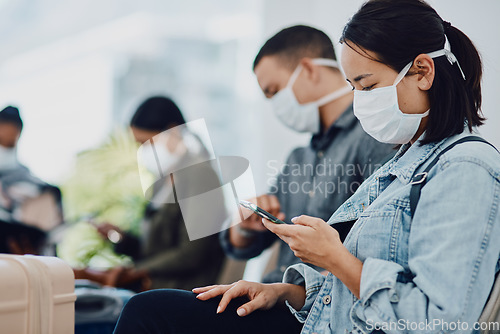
[341,0,484,145]
[130,96,186,132]
[0,106,23,131]
[253,25,336,70]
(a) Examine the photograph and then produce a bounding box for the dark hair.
[341,0,484,144]
[130,96,186,132]
[0,106,23,131]
[253,25,336,70]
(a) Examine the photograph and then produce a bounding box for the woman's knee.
[122,289,199,318]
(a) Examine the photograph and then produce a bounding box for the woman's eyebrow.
[346,73,372,84]
[353,73,372,82]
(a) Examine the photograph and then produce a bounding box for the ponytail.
[445,23,484,129]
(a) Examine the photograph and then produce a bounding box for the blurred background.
[1,0,498,190]
[0,0,499,268]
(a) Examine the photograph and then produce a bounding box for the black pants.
[113,289,303,334]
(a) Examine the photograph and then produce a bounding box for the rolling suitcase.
[0,254,76,334]
[74,279,135,334]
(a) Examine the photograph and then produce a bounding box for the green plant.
[58,128,150,268]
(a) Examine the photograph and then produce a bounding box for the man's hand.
[73,266,151,291]
[94,222,124,243]
[7,235,38,255]
[229,194,284,248]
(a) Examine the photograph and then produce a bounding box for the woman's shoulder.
[437,134,500,182]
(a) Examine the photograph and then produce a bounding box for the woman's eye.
[362,84,375,91]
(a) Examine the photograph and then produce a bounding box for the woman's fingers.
[195,284,232,301]
[236,295,268,317]
[192,285,219,293]
[291,215,324,227]
[216,283,247,314]
[263,215,326,239]
[262,218,298,237]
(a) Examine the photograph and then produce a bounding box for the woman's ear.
[413,54,435,91]
[300,58,321,83]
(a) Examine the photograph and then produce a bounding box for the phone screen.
[239,200,286,224]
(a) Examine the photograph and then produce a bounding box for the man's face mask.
[270,58,352,134]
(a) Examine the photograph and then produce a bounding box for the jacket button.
[389,288,399,303]
[317,151,324,158]
[322,295,331,305]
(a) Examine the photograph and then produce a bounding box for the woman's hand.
[192,281,305,317]
[262,215,363,298]
[262,215,343,270]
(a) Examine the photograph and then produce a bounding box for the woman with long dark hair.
[113,1,500,333]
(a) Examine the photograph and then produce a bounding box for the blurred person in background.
[74,96,225,291]
[220,25,394,283]
[0,105,63,255]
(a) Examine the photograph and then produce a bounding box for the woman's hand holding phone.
[262,215,363,298]
[261,216,342,271]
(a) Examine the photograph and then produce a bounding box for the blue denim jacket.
[283,131,500,334]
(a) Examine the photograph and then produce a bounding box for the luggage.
[74,280,135,334]
[0,254,76,334]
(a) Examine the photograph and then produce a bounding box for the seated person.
[0,106,62,254]
[75,96,226,291]
[113,1,500,333]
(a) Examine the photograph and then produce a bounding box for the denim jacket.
[283,131,500,334]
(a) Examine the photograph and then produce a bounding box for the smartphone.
[239,200,286,224]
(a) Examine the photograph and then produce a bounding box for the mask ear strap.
[287,64,303,88]
[311,58,340,68]
[286,58,340,87]
[289,58,341,88]
[427,49,466,80]
[393,62,413,86]
[315,85,352,107]
[427,33,466,80]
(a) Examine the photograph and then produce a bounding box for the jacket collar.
[378,131,475,185]
[327,130,477,225]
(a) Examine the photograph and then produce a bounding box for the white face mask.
[353,45,464,145]
[271,58,352,134]
[0,145,18,171]
[139,132,186,178]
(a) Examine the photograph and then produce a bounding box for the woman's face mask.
[352,61,430,144]
[342,41,463,144]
